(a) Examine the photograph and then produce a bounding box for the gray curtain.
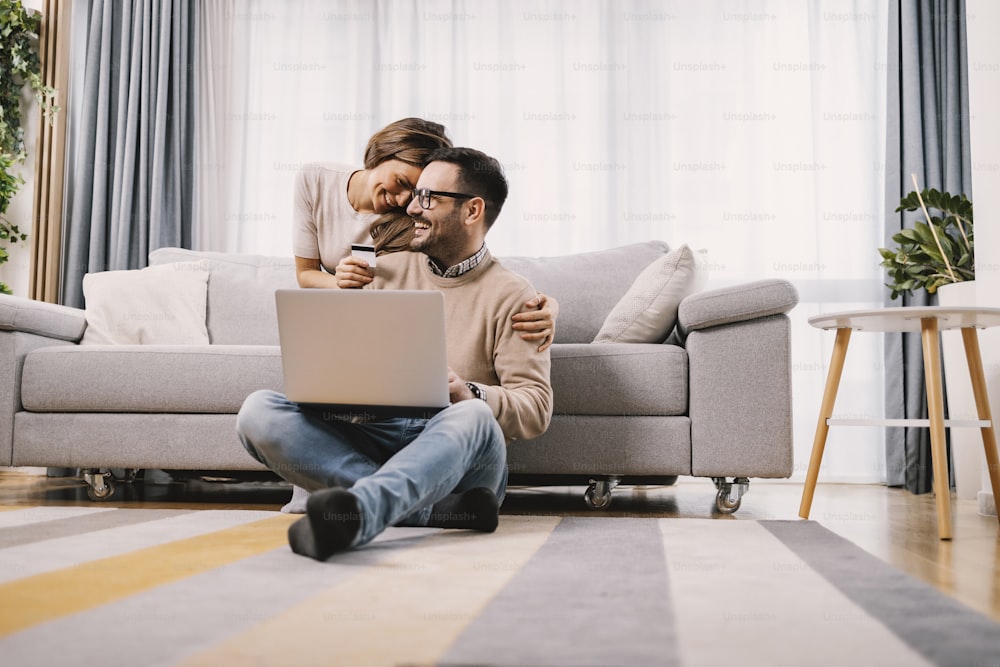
[883,0,972,493]
[61,0,194,307]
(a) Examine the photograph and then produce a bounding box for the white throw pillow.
[80,261,210,345]
[593,244,699,344]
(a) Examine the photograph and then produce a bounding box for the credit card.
[350,243,377,267]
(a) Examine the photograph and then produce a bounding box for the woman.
[293,117,447,285]
[283,118,556,513]
[292,118,554,345]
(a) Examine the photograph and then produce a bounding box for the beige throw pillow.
[80,261,210,345]
[593,244,699,344]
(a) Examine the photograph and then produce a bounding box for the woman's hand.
[512,292,558,353]
[333,256,374,289]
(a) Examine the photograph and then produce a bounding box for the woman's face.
[368,159,423,213]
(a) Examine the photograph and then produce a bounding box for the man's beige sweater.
[364,249,552,441]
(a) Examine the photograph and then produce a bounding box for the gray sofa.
[0,241,798,511]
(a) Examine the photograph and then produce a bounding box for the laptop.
[274,289,450,417]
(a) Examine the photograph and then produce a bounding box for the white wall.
[967,0,1000,513]
[0,0,44,297]
[1,111,38,298]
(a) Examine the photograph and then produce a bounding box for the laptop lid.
[274,289,450,416]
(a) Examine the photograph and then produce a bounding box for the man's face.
[406,161,469,261]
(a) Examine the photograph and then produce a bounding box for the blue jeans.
[236,390,508,547]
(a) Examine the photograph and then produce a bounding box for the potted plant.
[878,175,974,300]
[880,176,989,505]
[1,0,58,295]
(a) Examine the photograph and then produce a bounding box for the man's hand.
[448,369,476,403]
[334,256,374,289]
[512,292,555,352]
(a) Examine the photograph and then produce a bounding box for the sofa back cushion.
[149,248,297,345]
[150,240,671,346]
[499,240,670,344]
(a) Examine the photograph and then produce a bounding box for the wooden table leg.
[961,327,1000,526]
[921,317,953,540]
[799,327,851,519]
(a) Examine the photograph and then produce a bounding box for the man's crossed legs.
[237,391,507,560]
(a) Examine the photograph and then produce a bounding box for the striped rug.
[1,507,998,666]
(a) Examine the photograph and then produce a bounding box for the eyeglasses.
[411,188,477,210]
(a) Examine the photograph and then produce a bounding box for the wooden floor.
[2,468,998,622]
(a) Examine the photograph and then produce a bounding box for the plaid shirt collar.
[427,244,488,278]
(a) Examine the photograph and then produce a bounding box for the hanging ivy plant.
[1,0,59,294]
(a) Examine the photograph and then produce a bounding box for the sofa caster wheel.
[715,489,741,513]
[584,476,621,510]
[712,477,749,514]
[584,485,612,509]
[82,469,115,501]
[87,482,115,501]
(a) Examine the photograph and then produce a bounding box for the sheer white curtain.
[197,0,889,483]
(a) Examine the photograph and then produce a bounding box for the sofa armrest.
[0,330,80,465]
[685,313,794,479]
[0,297,86,464]
[677,279,799,335]
[0,294,87,342]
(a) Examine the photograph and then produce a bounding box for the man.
[237,147,552,560]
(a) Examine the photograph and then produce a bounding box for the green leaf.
[913,222,937,245]
[0,0,56,267]
[884,183,974,298]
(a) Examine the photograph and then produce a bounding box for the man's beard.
[409,208,461,258]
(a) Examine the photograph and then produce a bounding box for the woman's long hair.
[364,118,452,254]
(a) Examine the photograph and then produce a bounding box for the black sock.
[287,488,362,560]
[427,487,499,533]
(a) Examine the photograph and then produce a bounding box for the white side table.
[799,307,1000,540]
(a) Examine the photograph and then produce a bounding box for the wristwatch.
[465,382,486,401]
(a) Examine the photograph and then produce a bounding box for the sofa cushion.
[149,248,297,345]
[80,262,210,345]
[593,244,699,344]
[550,343,687,416]
[148,242,672,346]
[19,342,687,417]
[499,241,670,344]
[20,345,283,413]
